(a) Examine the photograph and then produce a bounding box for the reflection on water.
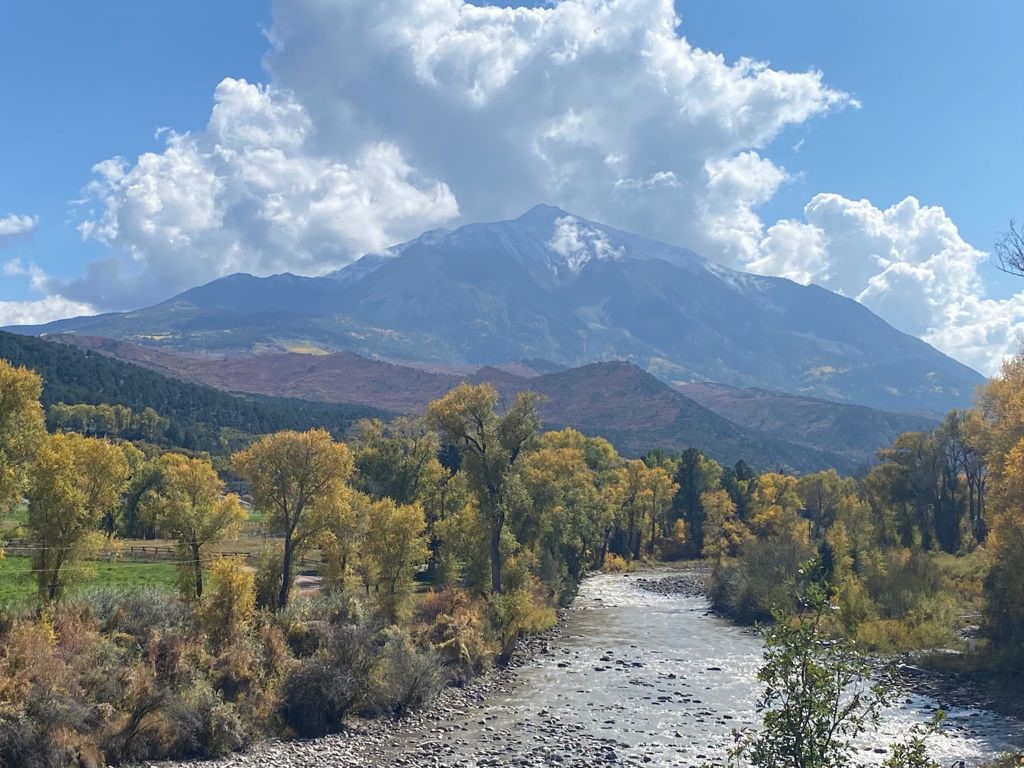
[416,571,1022,766]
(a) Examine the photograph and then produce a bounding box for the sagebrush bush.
[279,623,376,737]
[370,628,443,716]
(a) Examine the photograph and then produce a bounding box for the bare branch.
[993,218,1024,276]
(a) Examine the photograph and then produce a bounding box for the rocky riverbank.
[151,569,1022,768]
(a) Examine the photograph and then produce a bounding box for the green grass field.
[0,556,180,605]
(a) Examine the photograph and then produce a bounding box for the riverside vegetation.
[0,348,1023,766]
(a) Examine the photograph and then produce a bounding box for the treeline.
[692,356,1024,663]
[0,331,386,453]
[47,402,168,442]
[0,358,685,767]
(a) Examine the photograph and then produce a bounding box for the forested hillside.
[0,331,387,453]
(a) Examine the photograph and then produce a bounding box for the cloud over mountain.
[741,194,1024,374]
[47,0,1020,373]
[65,78,458,309]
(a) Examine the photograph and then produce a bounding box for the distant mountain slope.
[9,205,985,414]
[0,331,388,454]
[495,361,847,471]
[677,381,937,467]
[59,335,463,414]
[59,336,866,472]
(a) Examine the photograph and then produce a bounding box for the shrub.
[601,553,635,573]
[201,558,255,650]
[370,628,443,716]
[279,624,375,737]
[77,587,189,642]
[490,586,556,665]
[417,589,496,683]
[253,545,285,612]
[165,680,249,759]
[709,534,814,624]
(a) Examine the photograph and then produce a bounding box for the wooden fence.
[2,540,320,569]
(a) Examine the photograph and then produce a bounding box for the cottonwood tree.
[428,384,541,594]
[0,360,45,518]
[673,448,723,553]
[976,352,1024,657]
[26,432,129,603]
[233,429,353,609]
[363,497,428,623]
[701,488,746,564]
[146,453,247,599]
[516,431,605,585]
[352,416,439,504]
[642,466,678,557]
[416,457,469,581]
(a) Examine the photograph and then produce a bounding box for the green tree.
[353,416,439,504]
[796,470,853,537]
[363,498,428,622]
[416,458,469,581]
[0,359,45,517]
[146,453,247,599]
[233,429,354,609]
[428,384,541,594]
[734,574,890,768]
[672,448,723,553]
[25,432,129,602]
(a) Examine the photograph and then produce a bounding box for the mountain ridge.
[8,205,985,414]
[54,335,934,473]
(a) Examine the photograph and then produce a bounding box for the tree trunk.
[278,536,293,610]
[191,540,203,599]
[647,507,657,555]
[596,526,611,569]
[489,516,503,594]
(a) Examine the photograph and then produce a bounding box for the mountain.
[482,361,847,471]
[0,331,388,454]
[8,205,984,414]
[57,336,899,473]
[676,381,937,467]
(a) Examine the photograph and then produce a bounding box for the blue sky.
[1,0,1022,371]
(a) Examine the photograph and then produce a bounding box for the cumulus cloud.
[0,295,96,327]
[68,0,848,309]
[0,213,38,241]
[263,0,849,254]
[735,193,1022,374]
[60,0,1018,373]
[68,78,458,307]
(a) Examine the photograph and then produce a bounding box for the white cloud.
[263,0,850,259]
[0,295,95,327]
[547,214,623,273]
[0,213,38,240]
[700,151,788,265]
[60,0,1017,374]
[68,78,458,307]
[734,193,1022,374]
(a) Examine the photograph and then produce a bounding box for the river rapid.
[162,570,1023,768]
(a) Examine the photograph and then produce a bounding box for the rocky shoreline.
[148,623,622,768]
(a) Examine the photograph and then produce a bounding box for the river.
[163,570,1024,768]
